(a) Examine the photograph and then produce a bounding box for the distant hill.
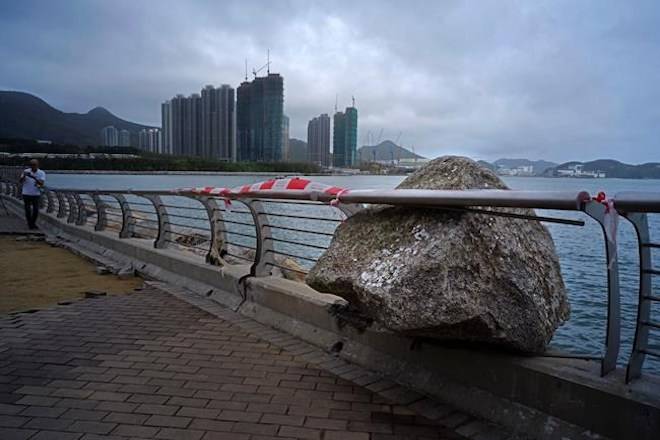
[493,158,557,174]
[0,91,154,146]
[357,140,425,162]
[546,159,660,179]
[477,160,496,171]
[287,138,308,162]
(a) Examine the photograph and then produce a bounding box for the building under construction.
[236,73,284,162]
[333,105,358,168]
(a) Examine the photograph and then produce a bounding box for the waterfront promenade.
[0,284,486,440]
[3,176,660,439]
[0,212,496,440]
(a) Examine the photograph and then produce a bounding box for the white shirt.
[22,168,46,196]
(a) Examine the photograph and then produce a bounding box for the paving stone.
[134,403,179,416]
[0,427,38,440]
[67,420,117,434]
[15,395,60,406]
[103,411,149,425]
[24,417,74,430]
[0,284,498,440]
[31,431,83,440]
[112,424,159,438]
[325,431,369,440]
[20,405,67,418]
[144,414,192,428]
[277,425,322,440]
[201,431,249,440]
[188,418,234,432]
[0,414,30,428]
[155,427,205,440]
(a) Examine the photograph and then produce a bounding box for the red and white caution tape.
[176,178,349,209]
[594,191,619,268]
[231,177,345,196]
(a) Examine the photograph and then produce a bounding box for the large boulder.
[307,156,569,352]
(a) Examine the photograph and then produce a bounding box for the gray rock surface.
[307,156,569,352]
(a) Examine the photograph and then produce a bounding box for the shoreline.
[47,170,348,176]
[44,170,659,179]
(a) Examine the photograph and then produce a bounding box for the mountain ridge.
[545,159,660,179]
[357,140,425,162]
[0,90,154,146]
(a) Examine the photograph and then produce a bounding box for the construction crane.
[394,132,403,164]
[375,128,384,144]
[252,49,271,78]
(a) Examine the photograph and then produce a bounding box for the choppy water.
[48,173,660,374]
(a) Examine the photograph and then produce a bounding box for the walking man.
[19,159,46,229]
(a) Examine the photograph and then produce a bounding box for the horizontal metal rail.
[258,212,343,222]
[3,176,660,383]
[267,224,337,236]
[266,237,330,250]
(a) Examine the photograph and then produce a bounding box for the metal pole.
[584,200,621,376]
[623,213,652,382]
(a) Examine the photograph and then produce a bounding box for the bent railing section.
[1,178,659,382]
[613,193,660,383]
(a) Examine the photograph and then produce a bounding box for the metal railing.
[1,176,658,382]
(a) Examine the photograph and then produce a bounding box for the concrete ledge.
[5,194,659,440]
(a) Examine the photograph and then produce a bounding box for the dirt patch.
[0,236,143,314]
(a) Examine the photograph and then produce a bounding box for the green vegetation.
[547,159,660,179]
[0,139,322,173]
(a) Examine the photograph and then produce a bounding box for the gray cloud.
[1,0,659,163]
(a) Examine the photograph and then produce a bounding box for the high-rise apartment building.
[170,94,186,155]
[307,114,330,167]
[183,93,201,156]
[333,106,358,167]
[201,85,235,160]
[161,101,172,154]
[118,129,131,147]
[282,115,290,161]
[138,128,161,152]
[100,126,118,147]
[236,73,284,162]
[162,85,235,159]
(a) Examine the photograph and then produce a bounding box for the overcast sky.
[1,0,659,163]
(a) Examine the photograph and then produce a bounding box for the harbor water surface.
[48,173,660,374]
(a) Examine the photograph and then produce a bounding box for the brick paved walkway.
[0,285,496,440]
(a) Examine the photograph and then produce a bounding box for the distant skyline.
[1,0,660,163]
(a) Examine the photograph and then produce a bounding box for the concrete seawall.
[3,195,659,440]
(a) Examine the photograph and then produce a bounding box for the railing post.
[584,200,621,376]
[73,193,87,226]
[194,196,227,266]
[56,191,68,218]
[244,199,275,277]
[623,213,653,382]
[113,194,134,238]
[92,194,108,231]
[46,190,55,213]
[65,193,78,224]
[141,195,171,249]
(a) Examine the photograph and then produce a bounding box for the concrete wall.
[4,195,659,440]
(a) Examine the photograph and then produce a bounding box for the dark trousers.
[23,195,40,228]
